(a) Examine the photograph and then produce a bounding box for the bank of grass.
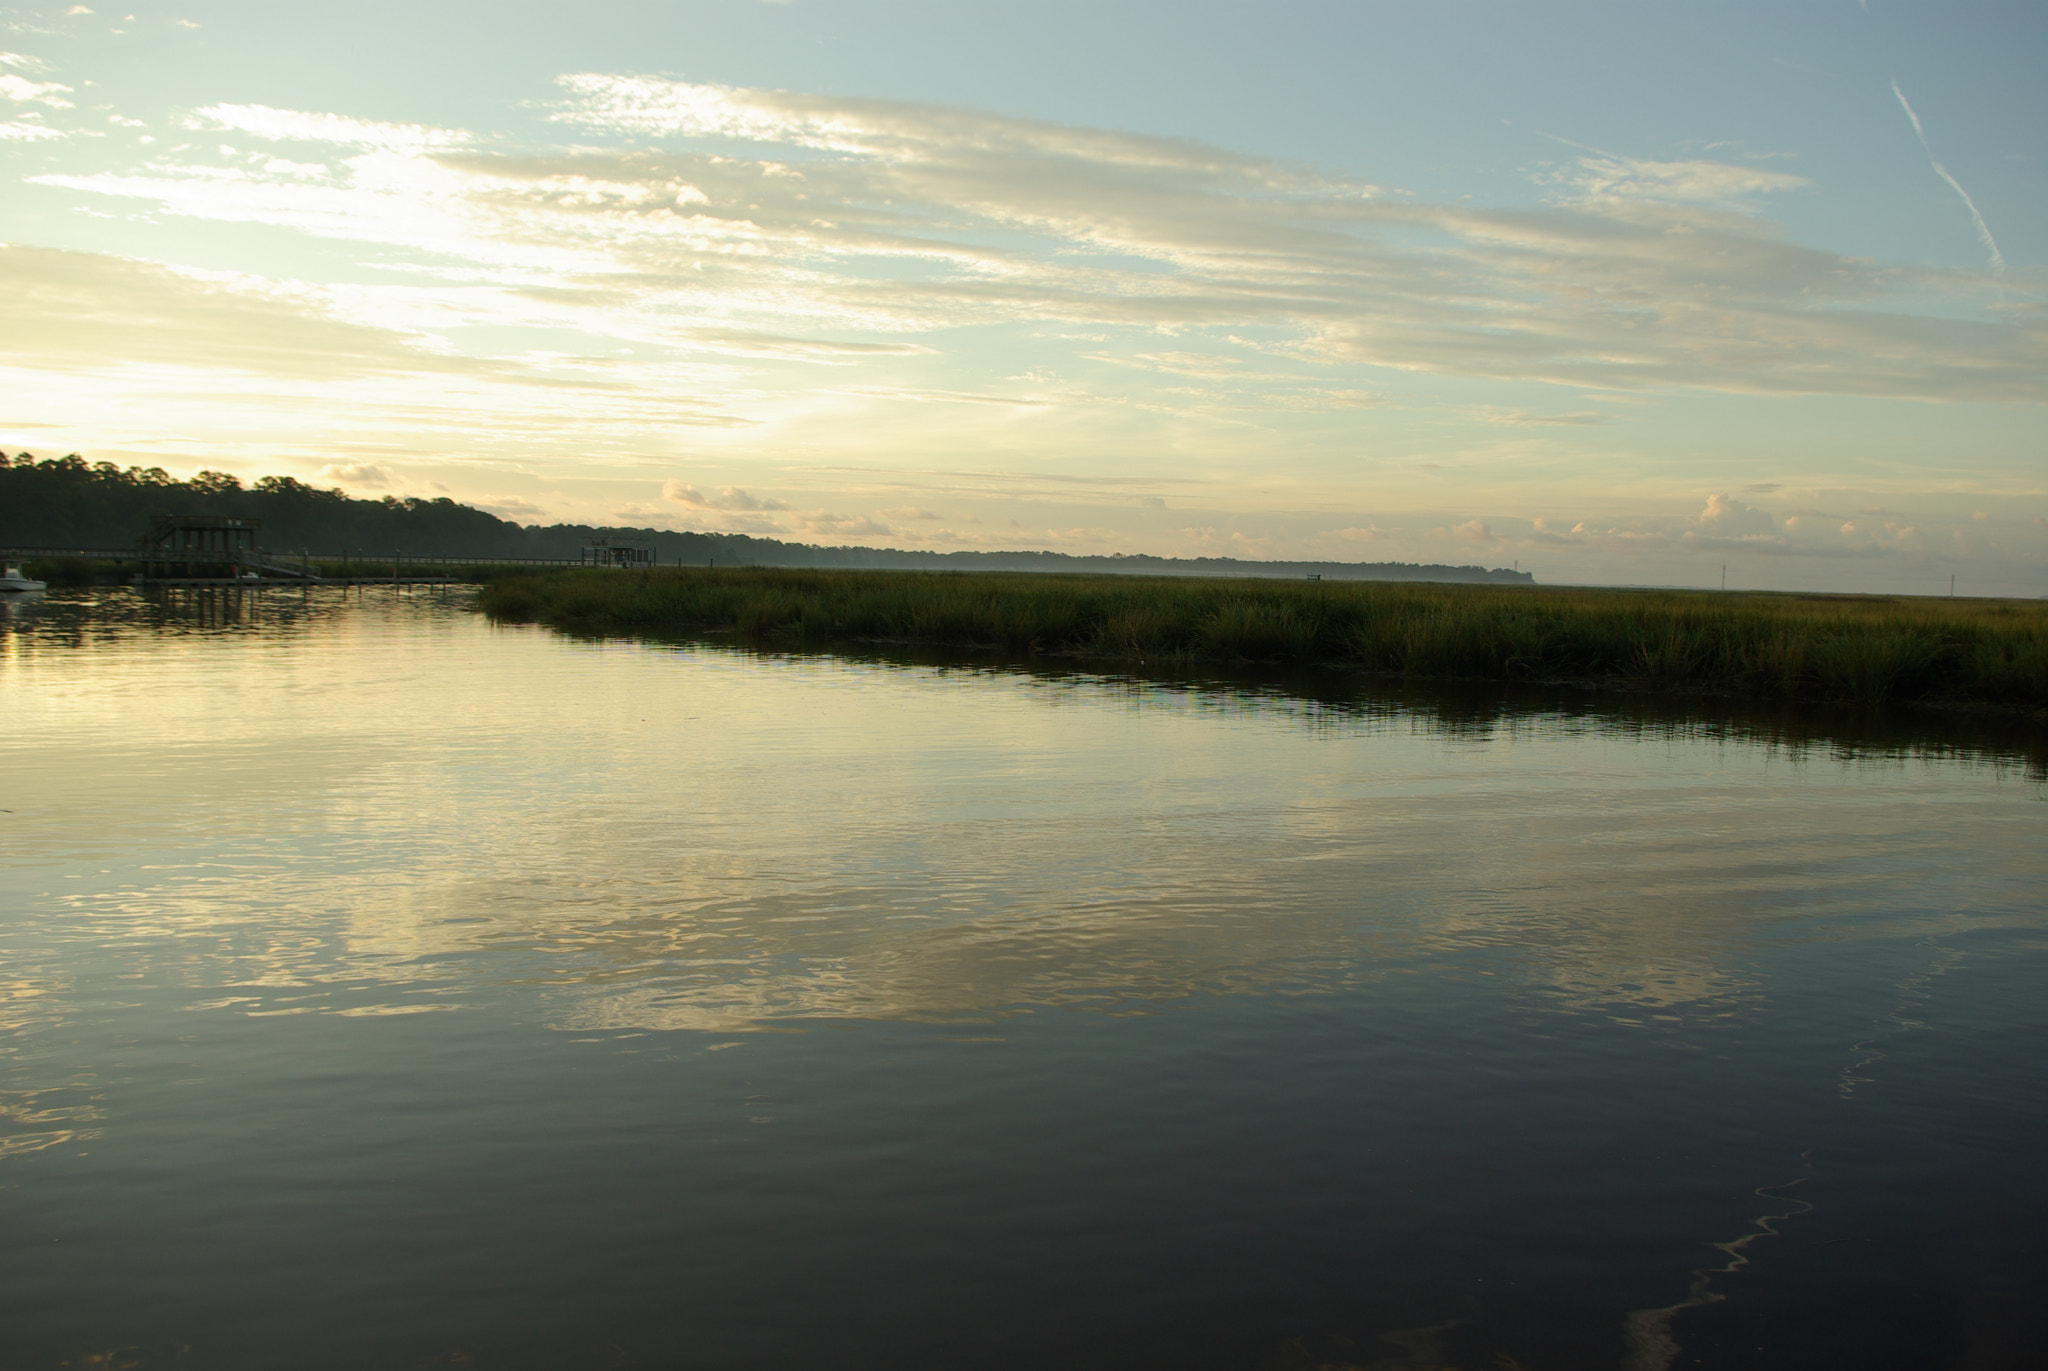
[479,567,2048,711]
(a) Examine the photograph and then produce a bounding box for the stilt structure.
[136,515,323,582]
[581,538,657,569]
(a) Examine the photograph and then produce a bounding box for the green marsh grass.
[478,567,2048,711]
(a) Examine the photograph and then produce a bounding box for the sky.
[2,1,2043,593]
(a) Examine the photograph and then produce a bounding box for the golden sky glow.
[3,3,2044,591]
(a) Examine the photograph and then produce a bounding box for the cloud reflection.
[7,593,2041,1045]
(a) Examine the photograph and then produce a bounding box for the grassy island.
[479,567,2048,712]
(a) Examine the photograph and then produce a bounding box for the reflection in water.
[1,588,2043,1370]
[1259,1320,1471,1371]
[0,1084,102,1160]
[1837,938,1966,1100]
[9,586,2044,774]
[5,587,2039,1037]
[1624,1173,1819,1371]
[0,589,46,625]
[1625,923,2023,1369]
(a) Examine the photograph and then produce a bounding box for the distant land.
[0,452,1533,585]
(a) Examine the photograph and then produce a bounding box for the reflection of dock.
[140,574,467,586]
[123,581,476,629]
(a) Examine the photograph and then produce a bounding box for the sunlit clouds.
[2,32,2044,590]
[34,73,2032,404]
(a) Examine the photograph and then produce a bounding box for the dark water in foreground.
[1,588,2043,1371]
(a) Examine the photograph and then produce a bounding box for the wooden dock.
[0,544,596,586]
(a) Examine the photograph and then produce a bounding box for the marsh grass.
[478,567,2048,710]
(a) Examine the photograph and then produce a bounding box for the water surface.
[2,588,2042,1370]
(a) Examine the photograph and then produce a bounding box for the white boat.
[0,563,48,592]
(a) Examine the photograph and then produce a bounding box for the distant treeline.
[1,453,525,557]
[0,452,1532,583]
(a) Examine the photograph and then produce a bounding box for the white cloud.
[1474,407,1609,426]
[314,461,397,488]
[795,509,892,538]
[0,244,501,378]
[1696,493,1774,535]
[31,78,2043,407]
[0,73,72,106]
[1560,153,1807,207]
[475,497,544,518]
[192,103,470,152]
[662,480,790,511]
[8,75,2047,590]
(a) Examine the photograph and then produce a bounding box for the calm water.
[1,587,2042,1371]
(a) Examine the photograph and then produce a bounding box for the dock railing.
[0,546,617,583]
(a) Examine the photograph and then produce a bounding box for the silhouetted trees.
[0,452,1532,583]
[1,454,535,558]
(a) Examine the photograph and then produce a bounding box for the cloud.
[1516,508,1952,564]
[1475,407,1609,426]
[1696,493,1774,535]
[838,385,1051,407]
[1559,152,1807,207]
[548,74,1315,187]
[662,480,790,511]
[192,103,470,152]
[679,329,931,360]
[795,510,892,538]
[0,244,761,456]
[875,505,942,520]
[1892,79,2005,272]
[1450,519,1496,543]
[314,461,396,488]
[0,73,72,106]
[475,496,548,520]
[0,243,497,378]
[14,68,2048,511]
[24,78,2041,408]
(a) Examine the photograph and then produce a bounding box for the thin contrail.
[1892,78,2006,272]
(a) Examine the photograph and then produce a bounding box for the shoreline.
[477,567,2048,714]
